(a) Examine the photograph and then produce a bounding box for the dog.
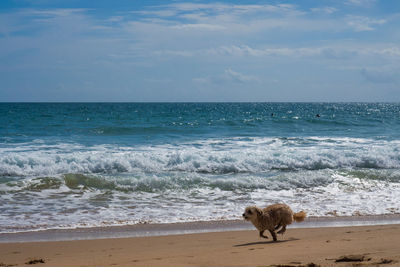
[242,203,306,241]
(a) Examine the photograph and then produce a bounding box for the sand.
[1,224,399,267]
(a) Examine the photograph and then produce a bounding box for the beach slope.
[1,224,399,267]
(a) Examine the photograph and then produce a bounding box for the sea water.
[1,103,400,233]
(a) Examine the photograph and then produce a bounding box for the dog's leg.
[277,225,286,234]
[268,230,277,241]
[274,223,282,230]
[259,230,268,239]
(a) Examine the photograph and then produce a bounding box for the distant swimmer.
[316,114,320,118]
[271,113,274,117]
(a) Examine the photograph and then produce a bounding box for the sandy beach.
[1,223,399,267]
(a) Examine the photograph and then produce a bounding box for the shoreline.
[1,214,400,243]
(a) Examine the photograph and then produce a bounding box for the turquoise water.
[1,103,400,232]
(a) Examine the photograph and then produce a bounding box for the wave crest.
[1,137,400,177]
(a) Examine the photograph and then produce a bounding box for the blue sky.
[1,0,399,102]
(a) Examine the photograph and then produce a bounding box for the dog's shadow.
[234,237,299,247]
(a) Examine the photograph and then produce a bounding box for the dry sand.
[1,224,399,267]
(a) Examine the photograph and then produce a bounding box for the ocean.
[1,102,400,233]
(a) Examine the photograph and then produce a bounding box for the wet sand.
[1,223,399,266]
[2,214,400,243]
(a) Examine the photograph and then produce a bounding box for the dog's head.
[242,206,261,221]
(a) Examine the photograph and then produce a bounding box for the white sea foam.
[1,137,400,177]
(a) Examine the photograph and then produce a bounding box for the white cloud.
[136,2,305,29]
[193,69,259,85]
[120,2,387,45]
[108,2,393,48]
[310,7,338,14]
[106,16,124,22]
[0,9,85,36]
[167,3,220,12]
[377,47,400,57]
[166,3,299,15]
[346,16,386,31]
[19,8,88,17]
[153,44,400,60]
[133,9,178,18]
[346,0,377,7]
[207,45,327,57]
[171,23,225,31]
[224,68,259,83]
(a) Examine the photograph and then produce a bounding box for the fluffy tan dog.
[242,203,306,241]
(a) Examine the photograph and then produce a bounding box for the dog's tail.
[293,211,306,222]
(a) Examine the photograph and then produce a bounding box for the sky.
[0,0,399,102]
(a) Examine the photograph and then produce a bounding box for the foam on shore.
[1,214,399,243]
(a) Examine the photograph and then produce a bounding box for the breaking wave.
[1,137,400,177]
